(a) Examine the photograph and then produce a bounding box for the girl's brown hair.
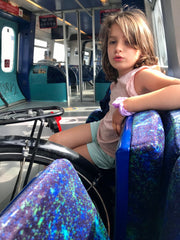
[99,7,158,82]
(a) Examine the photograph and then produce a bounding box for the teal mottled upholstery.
[160,110,180,179]
[158,110,180,239]
[159,157,180,240]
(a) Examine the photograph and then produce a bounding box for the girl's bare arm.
[112,69,180,135]
[125,69,180,112]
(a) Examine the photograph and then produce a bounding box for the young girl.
[49,8,180,169]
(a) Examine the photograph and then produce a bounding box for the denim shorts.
[87,121,115,169]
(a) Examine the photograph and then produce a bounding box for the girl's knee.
[48,132,60,143]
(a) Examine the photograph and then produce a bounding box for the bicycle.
[0,106,114,237]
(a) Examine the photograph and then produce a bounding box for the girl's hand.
[112,109,125,135]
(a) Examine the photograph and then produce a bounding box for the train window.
[35,39,47,48]
[152,0,168,71]
[53,42,65,62]
[33,39,48,63]
[83,51,90,65]
[1,26,15,73]
[83,41,93,65]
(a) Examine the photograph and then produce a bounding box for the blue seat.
[61,66,78,88]
[82,65,93,83]
[115,110,165,240]
[159,110,180,179]
[95,69,110,101]
[159,156,180,240]
[47,65,66,83]
[157,110,180,239]
[86,86,110,123]
[0,159,109,240]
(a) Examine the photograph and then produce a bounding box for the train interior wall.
[0,0,179,106]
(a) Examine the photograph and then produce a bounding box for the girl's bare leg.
[48,123,95,164]
[73,144,95,165]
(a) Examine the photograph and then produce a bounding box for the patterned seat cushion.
[157,110,180,238]
[0,159,109,240]
[159,156,180,240]
[159,110,180,182]
[115,110,165,240]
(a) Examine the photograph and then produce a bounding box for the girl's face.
[107,23,141,77]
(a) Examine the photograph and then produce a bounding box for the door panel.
[0,17,25,107]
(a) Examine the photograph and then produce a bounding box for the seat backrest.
[0,159,109,240]
[157,110,180,238]
[159,110,180,183]
[82,65,93,82]
[95,68,107,83]
[95,69,111,101]
[47,65,66,83]
[69,68,78,86]
[60,66,78,86]
[159,156,180,240]
[115,110,165,240]
[29,64,67,101]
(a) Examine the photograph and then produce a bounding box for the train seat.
[86,100,180,239]
[82,65,93,84]
[29,64,67,101]
[61,66,78,90]
[86,86,110,123]
[95,69,110,101]
[159,156,180,240]
[0,159,109,240]
[67,65,94,90]
[115,110,165,240]
[159,110,180,184]
[157,110,180,238]
[69,65,79,78]
[68,68,78,89]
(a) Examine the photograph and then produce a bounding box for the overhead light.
[57,17,63,22]
[100,0,109,5]
[75,27,86,35]
[80,30,86,34]
[64,20,72,26]
[26,0,43,9]
[57,17,86,34]
[57,17,72,26]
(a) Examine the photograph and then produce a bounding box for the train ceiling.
[9,0,145,36]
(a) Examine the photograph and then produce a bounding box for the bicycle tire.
[0,135,114,237]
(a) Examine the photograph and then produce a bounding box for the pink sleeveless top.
[97,66,149,158]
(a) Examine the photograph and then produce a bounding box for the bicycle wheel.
[0,135,114,237]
